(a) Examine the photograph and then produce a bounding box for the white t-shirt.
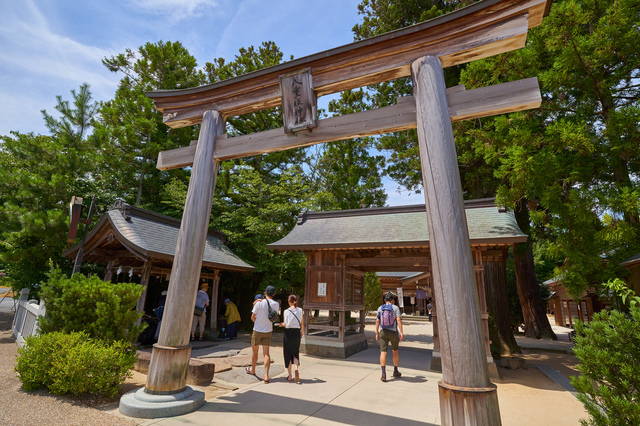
[252,298,280,333]
[283,307,303,329]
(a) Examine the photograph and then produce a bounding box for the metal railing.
[12,289,46,347]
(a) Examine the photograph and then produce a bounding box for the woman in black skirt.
[280,294,304,383]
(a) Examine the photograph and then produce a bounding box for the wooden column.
[209,270,220,335]
[472,249,492,358]
[412,55,500,425]
[135,261,153,326]
[104,260,114,282]
[146,110,223,394]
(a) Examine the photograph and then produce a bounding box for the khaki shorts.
[252,330,272,347]
[379,328,400,352]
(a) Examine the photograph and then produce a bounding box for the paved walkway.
[139,318,586,426]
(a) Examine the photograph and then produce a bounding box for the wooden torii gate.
[121,0,551,422]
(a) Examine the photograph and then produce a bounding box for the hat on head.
[224,298,230,304]
[265,285,276,297]
[161,291,167,296]
[255,294,264,300]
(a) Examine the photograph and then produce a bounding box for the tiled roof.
[268,199,526,251]
[65,200,253,272]
[621,252,640,267]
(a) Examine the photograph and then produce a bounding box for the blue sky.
[0,0,424,206]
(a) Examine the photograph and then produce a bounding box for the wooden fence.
[12,288,46,347]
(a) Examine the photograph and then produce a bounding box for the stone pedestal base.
[119,386,205,419]
[301,333,368,358]
[438,380,501,426]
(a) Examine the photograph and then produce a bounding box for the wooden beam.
[346,257,430,268]
[147,0,549,128]
[157,77,540,170]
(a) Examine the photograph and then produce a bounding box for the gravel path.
[0,309,141,426]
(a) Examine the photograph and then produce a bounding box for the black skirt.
[283,328,301,368]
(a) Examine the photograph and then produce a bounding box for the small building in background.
[543,277,608,327]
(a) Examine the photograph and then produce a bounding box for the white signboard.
[318,282,327,297]
[397,287,404,308]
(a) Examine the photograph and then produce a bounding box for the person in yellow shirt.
[223,298,241,340]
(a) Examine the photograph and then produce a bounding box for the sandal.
[287,376,292,382]
[245,367,255,375]
[264,378,270,383]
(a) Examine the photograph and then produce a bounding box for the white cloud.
[130,0,223,23]
[0,0,119,135]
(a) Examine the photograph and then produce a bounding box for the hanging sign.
[280,68,317,134]
[397,287,404,308]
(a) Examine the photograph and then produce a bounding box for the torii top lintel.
[146,0,551,129]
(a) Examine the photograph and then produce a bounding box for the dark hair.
[265,285,276,297]
[384,292,395,302]
[288,294,298,308]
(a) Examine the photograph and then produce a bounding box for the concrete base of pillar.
[119,386,205,419]
[301,333,368,358]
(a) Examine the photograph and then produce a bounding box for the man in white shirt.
[247,285,279,383]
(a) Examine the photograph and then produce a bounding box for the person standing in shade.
[375,292,404,382]
[154,290,168,341]
[223,298,241,340]
[279,294,303,383]
[191,285,210,341]
[427,300,433,322]
[247,285,279,383]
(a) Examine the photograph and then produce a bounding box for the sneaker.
[393,370,402,378]
[381,373,387,382]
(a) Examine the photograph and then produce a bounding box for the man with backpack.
[376,292,404,382]
[248,285,280,383]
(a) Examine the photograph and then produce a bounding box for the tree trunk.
[514,201,556,339]
[484,260,520,355]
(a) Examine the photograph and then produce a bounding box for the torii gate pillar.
[119,110,223,418]
[412,55,501,425]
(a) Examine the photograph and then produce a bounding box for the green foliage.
[97,40,200,208]
[601,278,640,311]
[459,0,640,295]
[364,273,383,312]
[313,89,387,210]
[0,85,101,295]
[38,266,145,343]
[15,331,137,397]
[571,306,640,425]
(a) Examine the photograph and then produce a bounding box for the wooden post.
[104,261,114,282]
[473,249,492,357]
[412,55,501,425]
[209,270,220,336]
[145,110,223,394]
[135,261,153,326]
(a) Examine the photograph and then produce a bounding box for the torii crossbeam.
[119,0,552,423]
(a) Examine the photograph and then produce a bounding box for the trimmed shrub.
[38,267,145,343]
[15,331,137,397]
[571,306,640,425]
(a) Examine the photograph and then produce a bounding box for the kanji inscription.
[280,68,316,134]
